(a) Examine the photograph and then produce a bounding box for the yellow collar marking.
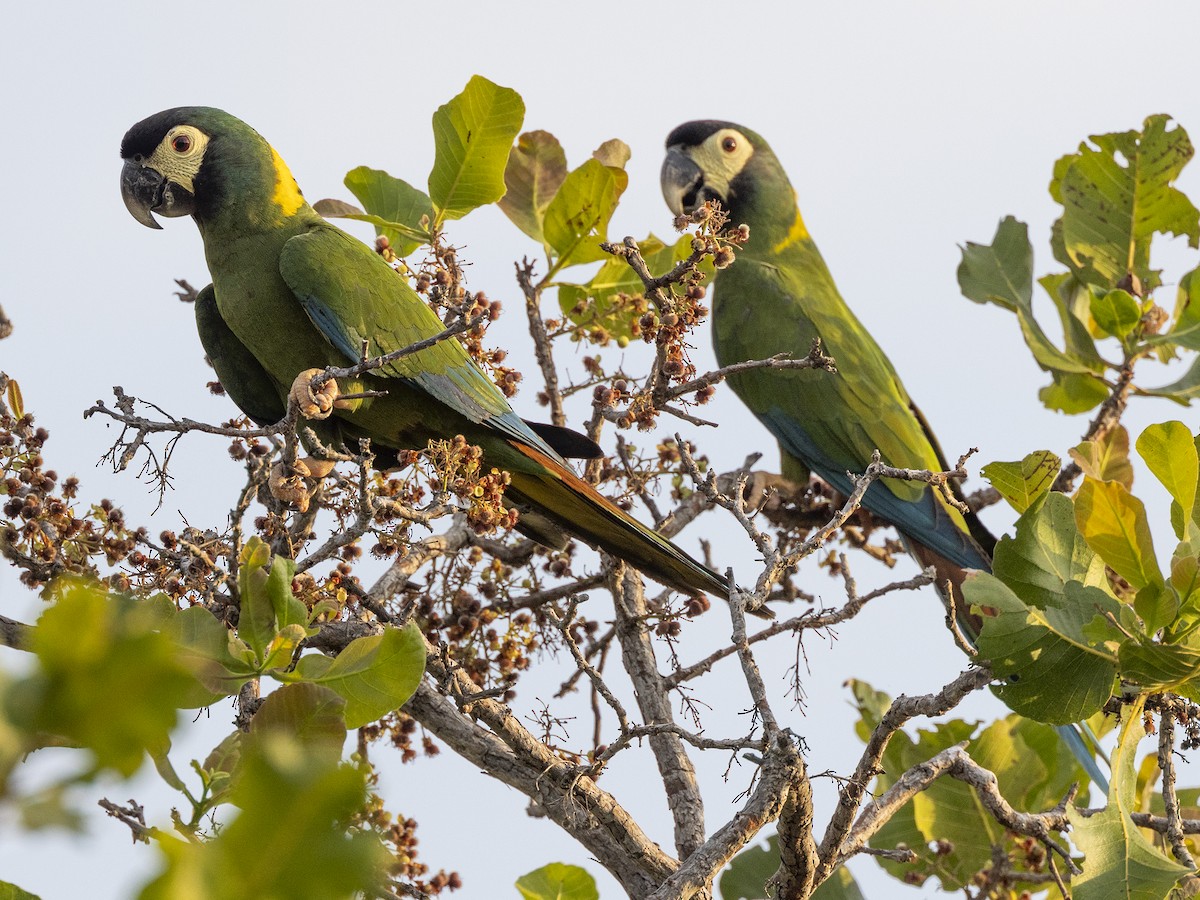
[270,146,306,217]
[772,200,810,254]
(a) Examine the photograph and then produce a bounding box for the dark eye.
[721,136,738,153]
[171,133,192,153]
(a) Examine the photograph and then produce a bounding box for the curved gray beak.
[121,159,165,229]
[661,147,705,216]
[121,159,195,229]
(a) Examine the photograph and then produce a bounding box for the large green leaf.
[851,681,1073,892]
[6,582,199,776]
[1053,114,1199,291]
[428,75,524,223]
[1075,476,1163,591]
[498,131,568,243]
[335,167,434,256]
[1039,371,1110,414]
[1136,421,1199,539]
[140,724,387,900]
[1067,697,1189,899]
[980,451,1059,514]
[970,573,1120,723]
[957,214,1033,313]
[542,158,628,269]
[0,883,41,900]
[1141,354,1200,405]
[247,683,347,767]
[718,837,864,900]
[958,217,1100,378]
[1118,635,1200,692]
[991,491,1111,611]
[1070,425,1134,490]
[291,623,425,728]
[165,605,257,704]
[515,863,598,900]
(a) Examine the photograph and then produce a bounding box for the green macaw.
[118,106,742,605]
[661,120,994,591]
[660,119,1108,786]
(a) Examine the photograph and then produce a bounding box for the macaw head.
[661,120,794,235]
[120,107,302,230]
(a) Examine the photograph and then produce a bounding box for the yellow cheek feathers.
[269,146,306,218]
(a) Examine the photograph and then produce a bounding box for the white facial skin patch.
[688,127,755,201]
[146,125,209,192]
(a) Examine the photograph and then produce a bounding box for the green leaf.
[291,623,425,728]
[248,683,347,768]
[542,158,628,269]
[981,451,1060,513]
[1009,715,1095,804]
[1075,477,1163,591]
[1053,114,1199,292]
[991,491,1111,612]
[1118,633,1200,692]
[236,538,314,669]
[428,75,525,223]
[4,379,23,420]
[719,837,864,900]
[237,537,276,661]
[1067,697,1189,899]
[1040,272,1108,361]
[267,554,306,632]
[958,217,1101,376]
[719,836,778,900]
[1141,353,1200,404]
[1039,371,1110,413]
[1160,266,1200,350]
[1089,287,1143,340]
[969,574,1120,724]
[1136,421,1199,539]
[591,138,631,169]
[1133,581,1181,636]
[8,582,200,776]
[340,167,434,256]
[1071,425,1134,490]
[498,131,568,243]
[166,605,257,702]
[140,728,387,900]
[957,215,1033,312]
[515,863,598,900]
[0,883,42,900]
[557,234,692,342]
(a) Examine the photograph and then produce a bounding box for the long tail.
[504,442,773,617]
[906,538,1110,792]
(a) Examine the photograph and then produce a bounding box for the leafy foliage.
[959,116,1200,414]
[1067,698,1191,899]
[515,863,599,900]
[7,81,1200,900]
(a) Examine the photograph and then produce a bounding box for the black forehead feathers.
[119,107,218,159]
[665,120,744,149]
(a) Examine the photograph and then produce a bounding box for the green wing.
[277,224,556,455]
[194,284,286,426]
[719,256,943,494]
[713,252,988,570]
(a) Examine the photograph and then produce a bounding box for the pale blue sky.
[3,1,1200,897]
